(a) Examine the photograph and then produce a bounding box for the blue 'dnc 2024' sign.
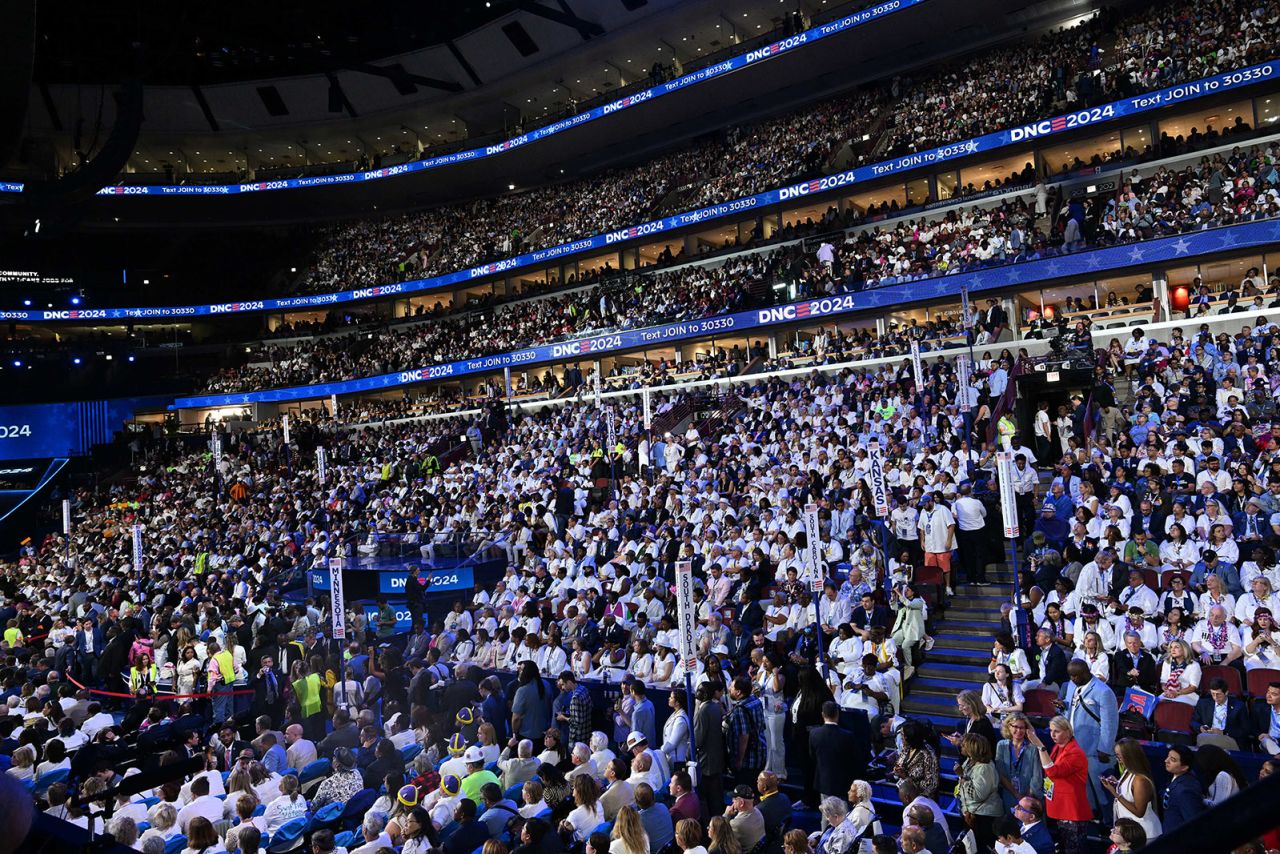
[1,59,1275,324]
[172,216,1280,409]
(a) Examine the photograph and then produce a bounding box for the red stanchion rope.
[65,672,256,700]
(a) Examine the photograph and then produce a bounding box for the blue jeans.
[211,687,232,725]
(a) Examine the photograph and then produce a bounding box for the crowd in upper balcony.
[281,0,1280,303]
[197,141,1280,396]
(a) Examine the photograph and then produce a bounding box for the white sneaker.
[946,586,954,597]
[904,665,916,679]
[924,636,936,651]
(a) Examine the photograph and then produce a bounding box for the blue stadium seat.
[266,815,309,852]
[339,789,378,830]
[297,758,331,785]
[311,801,344,828]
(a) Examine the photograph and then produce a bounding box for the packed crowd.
[12,308,1280,853]
[199,141,1280,397]
[281,0,1280,303]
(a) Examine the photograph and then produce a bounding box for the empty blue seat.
[164,835,187,854]
[298,758,331,785]
[266,815,309,853]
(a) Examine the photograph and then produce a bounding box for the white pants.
[764,710,787,779]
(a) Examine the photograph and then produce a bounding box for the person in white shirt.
[81,703,115,740]
[176,776,223,835]
[953,483,989,587]
[917,493,956,595]
[993,815,1041,854]
[350,814,393,854]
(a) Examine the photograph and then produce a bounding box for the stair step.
[942,609,1002,624]
[948,594,1010,607]
[940,622,1000,637]
[917,661,991,681]
[912,676,984,694]
[932,634,995,651]
[927,648,992,666]
[902,692,959,711]
[895,711,964,732]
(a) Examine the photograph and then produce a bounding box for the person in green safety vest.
[129,654,159,696]
[996,413,1017,450]
[291,659,325,741]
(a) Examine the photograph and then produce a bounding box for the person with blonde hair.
[1028,716,1091,854]
[142,802,181,843]
[994,712,1042,810]
[610,805,650,854]
[676,818,706,854]
[262,773,306,833]
[782,828,809,854]
[706,815,741,854]
[5,744,36,781]
[1158,639,1201,705]
[944,689,996,753]
[518,779,546,819]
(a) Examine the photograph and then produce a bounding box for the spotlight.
[23,299,31,306]
[71,297,81,305]
[73,357,82,365]
[128,355,136,362]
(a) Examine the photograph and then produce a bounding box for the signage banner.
[642,387,652,430]
[62,498,71,535]
[956,354,973,413]
[377,566,475,595]
[673,560,698,669]
[170,215,1280,409]
[803,502,824,590]
[282,414,291,444]
[909,338,924,392]
[316,446,327,484]
[10,59,1276,326]
[56,0,922,201]
[995,451,1020,538]
[606,409,617,449]
[132,523,143,573]
[211,432,222,466]
[960,286,972,329]
[329,556,346,640]
[330,394,338,415]
[593,372,602,407]
[866,440,890,518]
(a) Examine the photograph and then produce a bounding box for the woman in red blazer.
[1028,715,1093,854]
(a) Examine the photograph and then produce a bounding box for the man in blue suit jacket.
[1162,745,1206,833]
[1063,660,1118,812]
[74,617,105,684]
[1014,796,1054,854]
[1191,678,1253,748]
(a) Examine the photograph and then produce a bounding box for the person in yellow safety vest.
[997,414,1016,450]
[130,654,159,695]
[292,659,325,741]
[206,639,237,721]
[194,550,209,576]
[3,619,23,649]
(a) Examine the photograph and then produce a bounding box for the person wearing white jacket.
[660,691,691,767]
